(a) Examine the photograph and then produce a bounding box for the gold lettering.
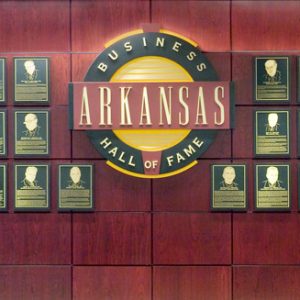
[197,63,207,72]
[187,51,197,61]
[120,87,132,125]
[195,87,207,125]
[172,41,182,52]
[139,87,152,125]
[99,87,112,125]
[159,87,172,125]
[124,42,133,52]
[214,86,225,125]
[179,86,189,126]
[156,37,165,47]
[108,50,118,61]
[79,86,92,126]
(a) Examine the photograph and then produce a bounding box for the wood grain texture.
[154,266,232,300]
[153,213,231,264]
[0,266,71,300]
[233,213,300,264]
[73,213,151,265]
[152,1,230,52]
[232,107,253,158]
[0,214,71,264]
[71,0,150,52]
[232,1,300,50]
[73,267,151,300]
[153,161,228,212]
[233,266,300,300]
[94,161,151,211]
[0,1,70,52]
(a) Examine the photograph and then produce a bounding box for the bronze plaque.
[14,109,50,156]
[14,57,50,104]
[254,110,290,157]
[58,164,93,211]
[14,164,50,211]
[255,163,290,211]
[211,164,247,211]
[254,56,290,103]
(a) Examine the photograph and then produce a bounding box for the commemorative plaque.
[58,164,93,211]
[211,164,247,211]
[254,56,290,103]
[0,111,6,157]
[255,164,290,211]
[0,164,7,211]
[0,58,6,103]
[14,109,50,156]
[14,164,49,211]
[14,57,49,104]
[254,110,290,157]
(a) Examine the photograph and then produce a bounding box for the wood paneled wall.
[0,1,299,299]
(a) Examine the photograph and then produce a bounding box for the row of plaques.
[0,57,49,104]
[0,164,93,212]
[211,164,291,211]
[0,108,297,157]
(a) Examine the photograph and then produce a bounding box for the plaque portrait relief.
[14,164,49,211]
[58,164,93,211]
[211,164,247,210]
[14,110,49,156]
[254,56,290,102]
[255,164,290,210]
[14,57,49,103]
[255,110,289,157]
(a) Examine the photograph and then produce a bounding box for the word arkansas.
[70,81,232,130]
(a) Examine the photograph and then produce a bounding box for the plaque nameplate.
[211,164,247,211]
[254,109,290,157]
[14,57,50,104]
[254,56,290,103]
[14,164,50,211]
[0,58,6,103]
[58,164,93,211]
[0,164,7,211]
[255,163,290,211]
[14,109,50,156]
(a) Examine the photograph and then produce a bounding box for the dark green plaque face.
[254,56,290,103]
[0,111,6,156]
[254,110,290,157]
[14,110,50,156]
[14,57,49,104]
[0,58,5,103]
[211,164,247,210]
[58,164,93,211]
[255,164,290,210]
[14,164,49,211]
[0,165,7,211]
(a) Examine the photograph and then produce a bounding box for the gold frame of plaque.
[0,58,6,104]
[14,163,50,212]
[211,164,247,211]
[254,56,290,103]
[0,164,7,212]
[58,164,94,211]
[255,163,290,211]
[13,57,50,104]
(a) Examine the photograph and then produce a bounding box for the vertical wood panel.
[154,266,232,300]
[73,267,151,300]
[73,213,151,265]
[153,213,232,264]
[0,266,71,300]
[0,1,70,52]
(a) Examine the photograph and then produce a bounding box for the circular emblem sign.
[70,27,233,178]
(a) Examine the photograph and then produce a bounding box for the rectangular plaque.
[211,164,247,211]
[58,164,93,211]
[0,58,6,103]
[14,57,50,104]
[254,56,290,103]
[14,164,50,211]
[0,164,7,211]
[14,109,50,156]
[0,110,6,157]
[255,163,290,211]
[254,109,290,157]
